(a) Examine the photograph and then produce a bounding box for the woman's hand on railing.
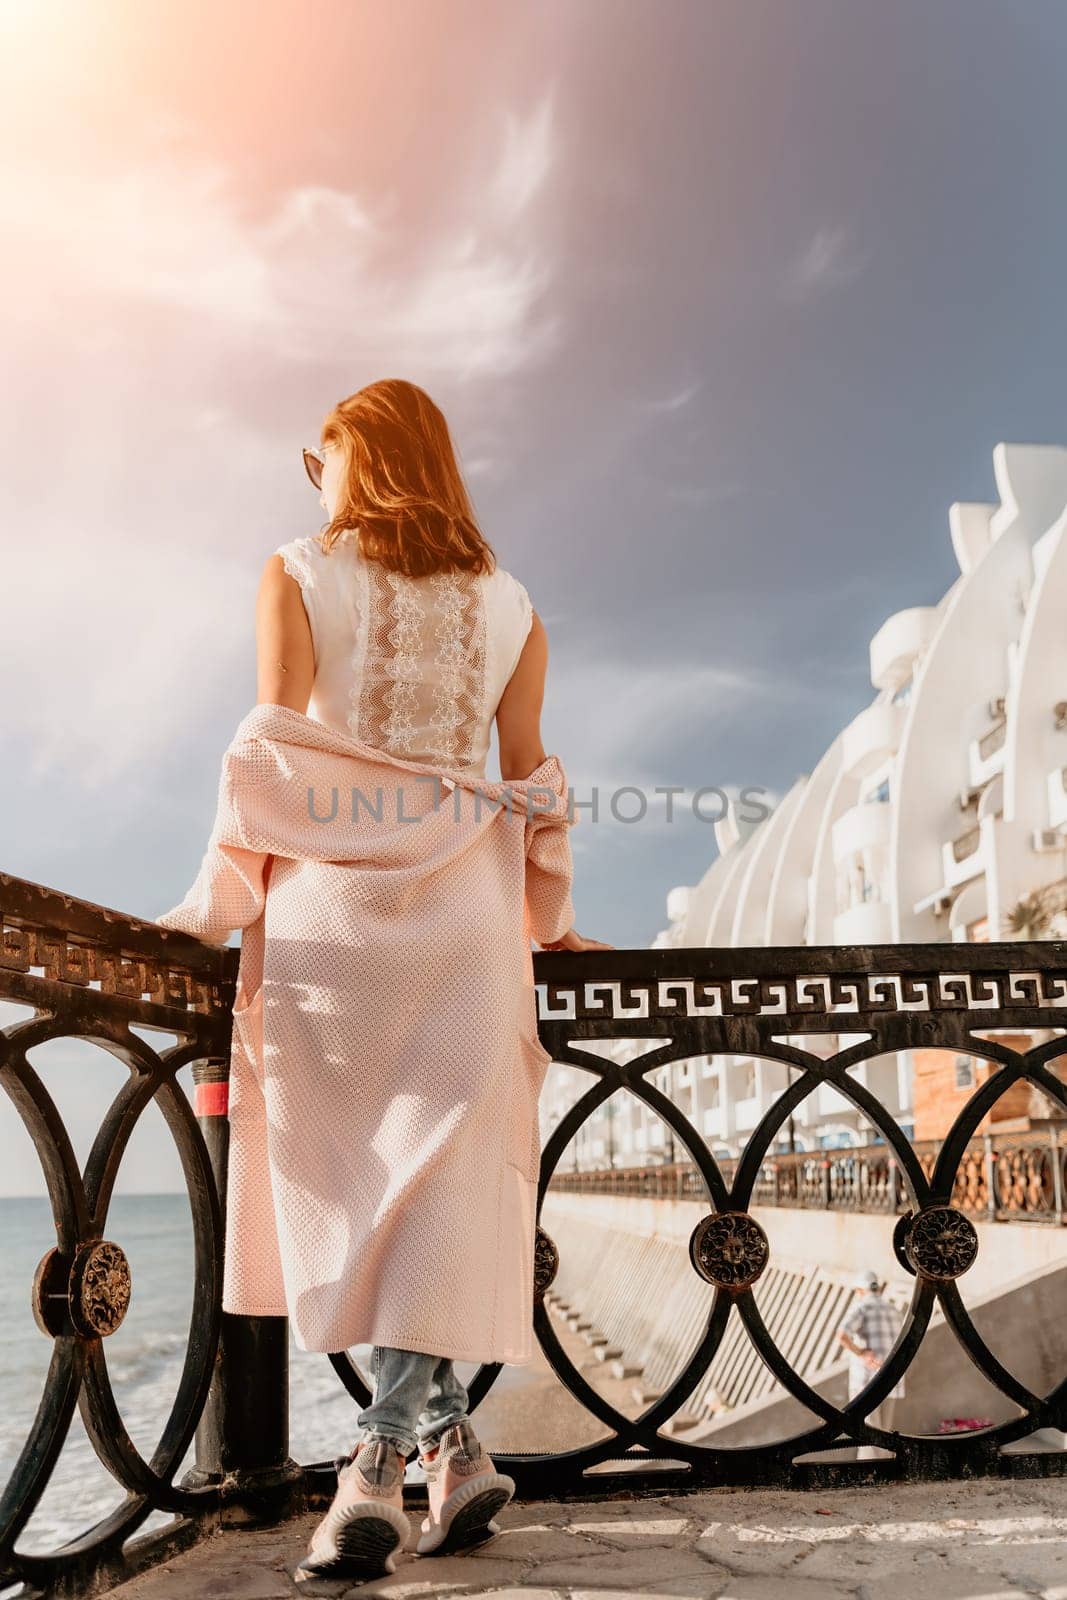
[538,926,615,952]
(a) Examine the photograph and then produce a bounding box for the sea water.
[1,1193,380,1555]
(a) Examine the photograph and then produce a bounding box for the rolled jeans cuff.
[357,1344,471,1460]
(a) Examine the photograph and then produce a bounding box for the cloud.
[490,90,557,220]
[643,381,702,414]
[0,96,565,788]
[783,225,868,303]
[0,97,561,379]
[539,655,781,835]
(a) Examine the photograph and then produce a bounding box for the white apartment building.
[541,442,1067,1165]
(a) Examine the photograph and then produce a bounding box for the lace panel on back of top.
[349,563,489,770]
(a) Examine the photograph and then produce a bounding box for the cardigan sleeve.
[522,756,577,947]
[155,748,270,948]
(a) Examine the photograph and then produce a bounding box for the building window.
[954,1055,975,1089]
[837,857,884,912]
[866,777,890,804]
[835,869,850,914]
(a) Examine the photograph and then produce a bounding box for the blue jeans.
[356,1344,470,1459]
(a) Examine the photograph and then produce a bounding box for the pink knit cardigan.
[156,702,576,1363]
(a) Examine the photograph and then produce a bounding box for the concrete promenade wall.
[541,1189,1067,1440]
[542,1189,1067,1302]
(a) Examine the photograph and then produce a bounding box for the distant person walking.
[836,1269,905,1459]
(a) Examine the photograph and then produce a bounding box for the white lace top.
[275,529,534,779]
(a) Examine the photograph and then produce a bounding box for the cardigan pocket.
[509,1107,542,1184]
[231,980,265,1084]
[509,1011,551,1183]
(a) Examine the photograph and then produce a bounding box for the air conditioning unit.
[1032,828,1064,853]
[988,695,1006,720]
[1054,700,1067,731]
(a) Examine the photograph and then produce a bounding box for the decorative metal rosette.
[689,1211,770,1290]
[533,1225,559,1298]
[32,1240,132,1338]
[899,1206,979,1282]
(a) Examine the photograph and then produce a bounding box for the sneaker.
[294,1435,411,1583]
[414,1418,515,1556]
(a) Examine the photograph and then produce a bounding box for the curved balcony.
[841,701,906,780]
[941,818,987,890]
[734,1094,762,1132]
[968,718,1007,787]
[832,898,893,943]
[831,798,892,862]
[869,606,939,692]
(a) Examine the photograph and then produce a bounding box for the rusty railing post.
[182,1047,303,1520]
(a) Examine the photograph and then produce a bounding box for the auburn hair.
[317,379,497,578]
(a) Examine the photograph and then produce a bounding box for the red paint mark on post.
[195,1081,229,1117]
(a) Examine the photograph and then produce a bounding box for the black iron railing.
[2,873,1067,1596]
[550,1130,1067,1222]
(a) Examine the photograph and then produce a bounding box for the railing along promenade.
[551,1132,1067,1224]
[2,871,1066,1596]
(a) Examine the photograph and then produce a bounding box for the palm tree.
[1007,891,1057,939]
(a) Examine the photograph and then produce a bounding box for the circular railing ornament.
[533,1226,559,1299]
[902,1206,979,1282]
[892,1212,916,1277]
[32,1240,132,1338]
[689,1211,769,1290]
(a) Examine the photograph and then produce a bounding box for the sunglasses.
[302,446,326,492]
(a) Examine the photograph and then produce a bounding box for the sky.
[3,0,1067,1193]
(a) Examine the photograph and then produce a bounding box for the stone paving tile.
[522,1544,724,1590]
[862,1534,1067,1596]
[566,1512,696,1545]
[712,1583,856,1600]
[352,1555,532,1597]
[569,1586,726,1600]
[859,1576,1032,1600]
[111,1549,294,1599]
[663,1481,1067,1597]
[470,1523,622,1564]
[104,1480,1067,1599]
[436,1593,563,1599]
[691,1527,814,1580]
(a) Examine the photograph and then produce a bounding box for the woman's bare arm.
[496,611,549,781]
[255,553,315,712]
[497,610,614,953]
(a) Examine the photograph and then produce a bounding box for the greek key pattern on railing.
[536,956,1067,1027]
[0,872,235,1016]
